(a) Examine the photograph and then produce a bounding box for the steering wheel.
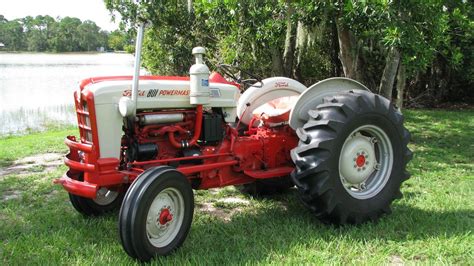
[217,64,263,89]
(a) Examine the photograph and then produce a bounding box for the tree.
[0,14,122,53]
[23,15,55,51]
[0,19,25,50]
[334,0,455,104]
[108,30,128,51]
[77,20,102,51]
[104,0,473,107]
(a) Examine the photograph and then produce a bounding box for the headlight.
[119,97,135,117]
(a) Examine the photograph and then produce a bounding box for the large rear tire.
[291,90,412,224]
[119,166,194,262]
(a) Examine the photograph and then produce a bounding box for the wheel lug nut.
[362,167,366,170]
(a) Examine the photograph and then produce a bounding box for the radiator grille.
[76,100,93,143]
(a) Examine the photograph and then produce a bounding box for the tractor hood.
[81,75,239,109]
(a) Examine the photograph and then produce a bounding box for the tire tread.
[291,90,412,224]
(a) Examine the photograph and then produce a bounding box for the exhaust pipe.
[119,23,146,118]
[140,113,185,125]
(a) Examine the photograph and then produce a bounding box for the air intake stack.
[189,47,210,105]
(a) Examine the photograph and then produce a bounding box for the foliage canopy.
[0,15,131,53]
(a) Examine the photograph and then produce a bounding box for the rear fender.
[289,77,369,129]
[237,77,307,125]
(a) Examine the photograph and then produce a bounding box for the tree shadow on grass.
[155,190,473,264]
[3,188,471,265]
[51,187,472,264]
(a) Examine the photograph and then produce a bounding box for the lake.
[0,53,143,135]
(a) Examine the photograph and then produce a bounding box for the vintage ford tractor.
[55,25,412,261]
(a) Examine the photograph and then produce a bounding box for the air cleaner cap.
[192,47,206,55]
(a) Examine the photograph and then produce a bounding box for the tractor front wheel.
[119,166,194,262]
[291,90,412,224]
[69,174,125,216]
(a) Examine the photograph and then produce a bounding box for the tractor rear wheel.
[69,174,125,216]
[291,90,412,224]
[119,166,194,262]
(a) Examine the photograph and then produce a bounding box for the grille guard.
[54,136,123,199]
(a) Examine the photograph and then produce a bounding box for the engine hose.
[168,105,203,148]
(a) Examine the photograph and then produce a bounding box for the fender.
[289,77,370,129]
[237,77,307,125]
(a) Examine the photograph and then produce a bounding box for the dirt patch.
[197,202,234,221]
[1,190,22,202]
[0,153,63,178]
[45,189,59,200]
[197,197,250,222]
[412,255,427,261]
[208,188,220,195]
[388,255,404,265]
[218,197,250,205]
[275,201,289,211]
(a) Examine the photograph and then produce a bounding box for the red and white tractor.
[55,25,412,262]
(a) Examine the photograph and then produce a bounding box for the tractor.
[55,24,412,262]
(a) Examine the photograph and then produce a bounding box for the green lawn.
[0,110,473,264]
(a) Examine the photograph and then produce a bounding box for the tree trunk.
[331,20,343,77]
[396,62,406,110]
[271,46,284,76]
[187,0,194,14]
[251,42,258,62]
[283,0,296,78]
[235,1,247,64]
[336,19,363,81]
[379,47,400,101]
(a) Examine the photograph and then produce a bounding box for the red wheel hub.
[158,208,173,225]
[356,154,366,167]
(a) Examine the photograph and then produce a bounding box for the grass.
[0,110,473,264]
[0,126,77,167]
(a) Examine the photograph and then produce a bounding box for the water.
[0,53,141,135]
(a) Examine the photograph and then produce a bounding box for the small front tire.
[119,166,194,262]
[68,174,125,216]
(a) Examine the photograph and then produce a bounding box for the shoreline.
[0,51,129,55]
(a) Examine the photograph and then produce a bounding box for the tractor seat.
[209,72,238,87]
[252,96,299,126]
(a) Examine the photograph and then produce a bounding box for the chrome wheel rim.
[338,125,393,199]
[146,188,185,248]
[94,187,119,205]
